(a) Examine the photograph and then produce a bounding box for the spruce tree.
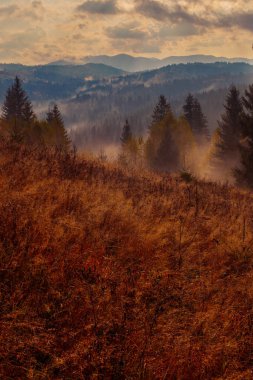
[150,95,171,127]
[215,86,243,163]
[192,98,209,142]
[234,84,253,187]
[183,93,195,128]
[183,94,209,143]
[1,76,35,124]
[46,104,70,150]
[146,111,179,172]
[154,119,179,171]
[120,119,132,146]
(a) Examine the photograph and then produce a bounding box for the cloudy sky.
[0,0,253,64]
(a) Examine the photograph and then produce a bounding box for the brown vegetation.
[1,142,253,379]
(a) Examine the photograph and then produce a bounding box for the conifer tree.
[46,104,70,150]
[146,111,179,172]
[120,119,132,146]
[215,86,243,163]
[1,76,35,124]
[150,95,171,127]
[192,98,209,141]
[154,119,179,171]
[183,93,195,127]
[183,94,209,143]
[234,84,253,187]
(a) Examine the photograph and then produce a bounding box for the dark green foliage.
[147,95,177,171]
[46,104,71,150]
[216,86,243,163]
[150,95,171,128]
[235,84,253,187]
[183,93,195,128]
[120,119,132,146]
[1,76,35,124]
[0,78,71,151]
[154,121,179,171]
[146,112,180,172]
[192,98,209,141]
[183,93,209,142]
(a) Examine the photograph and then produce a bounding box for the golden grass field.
[1,142,253,379]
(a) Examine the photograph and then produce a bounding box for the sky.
[0,0,253,64]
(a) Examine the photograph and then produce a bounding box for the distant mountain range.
[76,61,253,100]
[48,54,253,73]
[1,60,253,106]
[65,61,253,144]
[0,63,125,101]
[1,59,253,146]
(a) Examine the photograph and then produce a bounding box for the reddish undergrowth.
[1,142,253,379]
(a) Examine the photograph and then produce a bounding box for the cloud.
[216,12,253,32]
[134,0,207,27]
[158,22,200,38]
[0,28,45,51]
[106,23,147,39]
[0,5,19,17]
[134,0,253,33]
[236,13,253,31]
[0,0,252,64]
[76,0,119,15]
[134,0,170,21]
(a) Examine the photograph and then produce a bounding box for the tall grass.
[1,141,253,379]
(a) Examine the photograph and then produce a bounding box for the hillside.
[82,54,253,72]
[65,62,253,147]
[77,62,253,97]
[0,63,125,101]
[1,142,253,379]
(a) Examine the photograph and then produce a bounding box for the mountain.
[161,55,253,66]
[82,54,253,72]
[76,62,253,99]
[0,63,125,101]
[1,60,253,144]
[46,60,75,66]
[64,62,253,148]
[82,54,161,72]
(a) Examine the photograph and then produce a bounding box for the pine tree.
[120,119,132,146]
[46,104,70,150]
[183,94,209,143]
[154,120,179,171]
[234,84,253,187]
[183,93,195,127]
[215,86,243,163]
[146,111,179,172]
[150,95,171,127]
[1,76,35,124]
[192,98,209,141]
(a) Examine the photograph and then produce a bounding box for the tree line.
[0,76,70,150]
[210,84,253,187]
[120,84,253,188]
[120,93,208,173]
[2,76,253,188]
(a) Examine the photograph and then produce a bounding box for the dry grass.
[1,142,253,379]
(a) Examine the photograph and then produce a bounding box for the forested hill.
[64,62,253,146]
[0,63,125,101]
[1,61,253,147]
[76,62,253,98]
[82,53,253,72]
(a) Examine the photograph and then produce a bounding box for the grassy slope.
[1,144,253,379]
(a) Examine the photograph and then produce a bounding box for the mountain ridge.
[78,54,253,72]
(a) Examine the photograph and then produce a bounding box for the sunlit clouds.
[0,0,252,64]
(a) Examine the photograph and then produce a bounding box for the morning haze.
[1,1,253,379]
